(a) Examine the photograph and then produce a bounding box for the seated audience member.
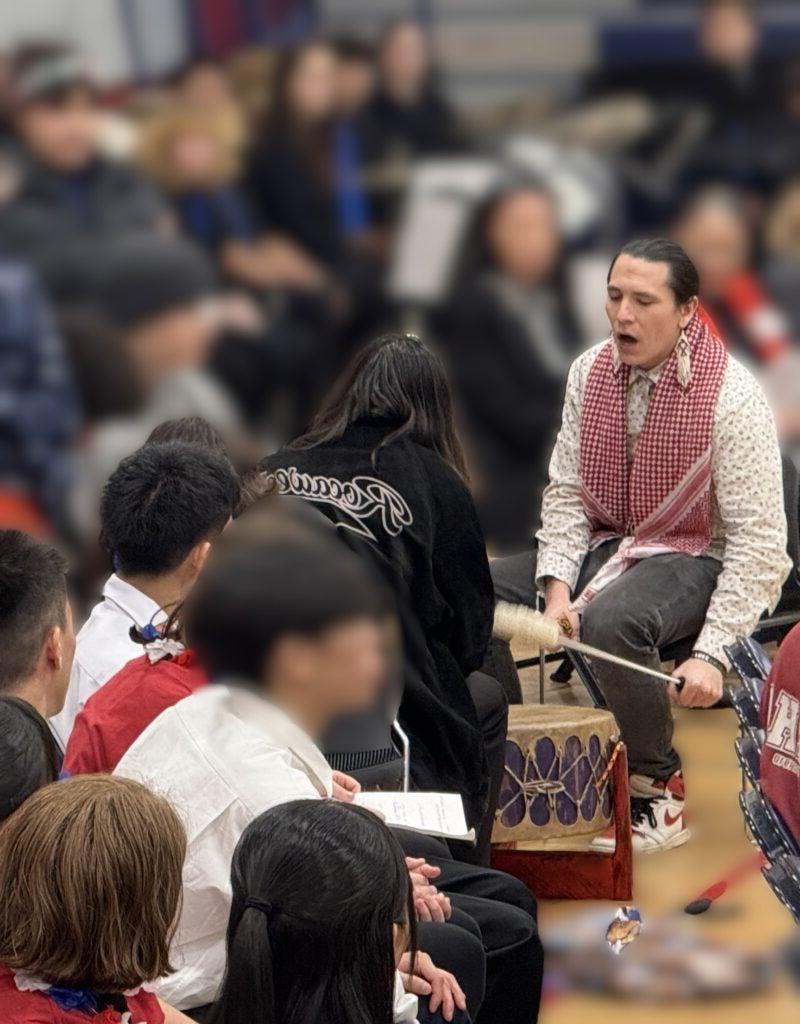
[760,623,800,843]
[764,176,800,334]
[0,260,79,537]
[210,799,468,1024]
[331,36,392,260]
[436,179,580,551]
[73,237,243,536]
[491,239,789,852]
[63,482,332,778]
[365,19,466,170]
[58,307,145,426]
[0,43,168,302]
[50,441,240,749]
[116,536,542,1024]
[0,697,61,822]
[246,42,346,272]
[674,188,800,442]
[138,105,327,292]
[0,776,192,1024]
[674,188,793,366]
[0,529,73,722]
[263,334,506,863]
[582,0,781,197]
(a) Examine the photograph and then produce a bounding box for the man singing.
[493,238,790,853]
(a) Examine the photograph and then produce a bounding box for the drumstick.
[494,602,685,690]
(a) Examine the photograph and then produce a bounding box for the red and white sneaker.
[590,771,691,855]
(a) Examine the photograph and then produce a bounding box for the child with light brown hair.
[138,104,325,292]
[0,775,193,1024]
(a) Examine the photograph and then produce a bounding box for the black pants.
[189,998,471,1024]
[491,543,721,778]
[395,829,544,1024]
[455,671,508,867]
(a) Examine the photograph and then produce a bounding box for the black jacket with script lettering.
[262,418,495,826]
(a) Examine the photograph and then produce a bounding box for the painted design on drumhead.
[532,736,559,826]
[557,736,581,826]
[496,727,615,836]
[498,739,526,828]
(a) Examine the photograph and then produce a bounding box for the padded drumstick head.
[493,602,561,648]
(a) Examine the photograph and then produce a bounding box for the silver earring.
[677,328,691,389]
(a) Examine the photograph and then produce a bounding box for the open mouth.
[615,332,638,345]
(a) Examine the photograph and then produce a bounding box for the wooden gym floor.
[512,640,800,1023]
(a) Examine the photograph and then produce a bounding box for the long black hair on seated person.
[209,799,416,1024]
[289,332,469,481]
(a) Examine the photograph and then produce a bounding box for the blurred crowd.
[1,0,799,595]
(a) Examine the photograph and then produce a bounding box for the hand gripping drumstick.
[493,602,685,691]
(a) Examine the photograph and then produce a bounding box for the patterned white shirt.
[536,342,791,665]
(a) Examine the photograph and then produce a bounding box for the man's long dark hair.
[209,800,416,1024]
[290,332,469,480]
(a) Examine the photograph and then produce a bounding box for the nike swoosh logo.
[664,809,683,827]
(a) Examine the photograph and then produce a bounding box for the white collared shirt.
[114,684,334,1010]
[49,574,166,750]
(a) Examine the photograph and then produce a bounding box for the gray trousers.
[490,541,722,779]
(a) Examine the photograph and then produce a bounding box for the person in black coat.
[0,43,167,303]
[366,19,466,162]
[435,179,581,553]
[262,333,504,862]
[246,41,344,270]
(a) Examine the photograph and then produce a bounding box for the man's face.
[676,204,749,299]
[700,4,759,67]
[16,87,99,172]
[487,190,561,286]
[129,303,215,385]
[383,22,429,95]
[605,254,695,370]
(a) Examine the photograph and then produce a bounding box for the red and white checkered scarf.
[573,308,728,610]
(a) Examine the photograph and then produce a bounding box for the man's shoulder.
[717,352,770,416]
[565,341,607,390]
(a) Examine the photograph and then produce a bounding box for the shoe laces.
[631,796,658,830]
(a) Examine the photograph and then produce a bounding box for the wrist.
[691,650,726,676]
[544,577,571,604]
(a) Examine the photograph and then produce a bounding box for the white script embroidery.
[273,467,413,541]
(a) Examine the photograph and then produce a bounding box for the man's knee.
[581,598,656,654]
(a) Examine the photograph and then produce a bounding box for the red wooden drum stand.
[491,744,633,901]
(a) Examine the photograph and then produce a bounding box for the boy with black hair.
[0,529,73,718]
[50,441,239,748]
